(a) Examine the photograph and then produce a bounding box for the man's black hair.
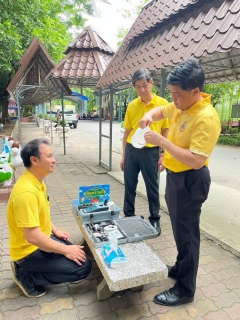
[21,138,50,168]
[132,68,152,86]
[167,58,205,91]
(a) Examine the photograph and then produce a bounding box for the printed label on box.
[79,184,110,204]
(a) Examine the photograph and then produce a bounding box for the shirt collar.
[23,169,45,191]
[138,93,157,106]
[182,93,212,116]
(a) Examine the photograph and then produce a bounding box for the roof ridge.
[64,27,114,55]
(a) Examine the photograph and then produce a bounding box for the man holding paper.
[139,59,221,306]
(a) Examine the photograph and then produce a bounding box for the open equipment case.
[83,216,159,248]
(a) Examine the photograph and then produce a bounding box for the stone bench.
[72,210,168,300]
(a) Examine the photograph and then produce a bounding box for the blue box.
[79,184,110,205]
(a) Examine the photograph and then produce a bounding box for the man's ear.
[192,88,200,96]
[30,156,38,166]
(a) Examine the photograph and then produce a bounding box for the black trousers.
[124,143,160,220]
[16,235,92,286]
[165,166,211,296]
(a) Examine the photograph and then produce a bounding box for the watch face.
[131,127,150,149]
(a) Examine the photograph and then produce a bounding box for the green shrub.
[59,119,68,126]
[228,127,238,134]
[218,134,240,146]
[50,116,57,122]
[38,113,43,118]
[220,122,228,134]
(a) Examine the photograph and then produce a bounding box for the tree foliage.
[83,88,97,112]
[117,0,149,46]
[0,0,108,109]
[204,82,238,108]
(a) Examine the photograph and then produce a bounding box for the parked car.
[58,109,78,128]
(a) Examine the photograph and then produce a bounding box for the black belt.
[166,167,206,174]
[128,143,159,149]
[142,146,159,149]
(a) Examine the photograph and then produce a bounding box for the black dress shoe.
[154,287,194,306]
[167,265,178,279]
[149,219,161,236]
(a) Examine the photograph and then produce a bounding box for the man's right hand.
[139,114,153,128]
[120,156,124,171]
[64,245,86,266]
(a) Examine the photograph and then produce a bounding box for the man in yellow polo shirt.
[139,59,221,306]
[120,68,169,235]
[7,138,92,298]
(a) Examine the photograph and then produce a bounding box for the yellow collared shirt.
[124,93,169,147]
[7,170,51,261]
[161,93,221,172]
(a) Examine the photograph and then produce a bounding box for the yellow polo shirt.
[124,93,170,147]
[7,170,51,261]
[161,93,221,172]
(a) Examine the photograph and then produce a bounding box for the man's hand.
[54,229,70,241]
[158,154,165,172]
[139,114,153,128]
[64,245,86,266]
[120,156,124,171]
[144,131,163,146]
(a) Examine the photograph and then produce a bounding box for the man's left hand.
[158,154,165,172]
[54,230,70,241]
[144,131,162,146]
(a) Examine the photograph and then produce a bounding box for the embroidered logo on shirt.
[179,122,187,132]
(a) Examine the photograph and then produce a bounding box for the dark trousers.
[124,143,160,220]
[165,166,211,296]
[16,235,92,286]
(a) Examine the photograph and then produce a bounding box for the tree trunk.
[0,96,8,118]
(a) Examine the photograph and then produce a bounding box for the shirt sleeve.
[161,118,170,129]
[13,192,40,228]
[123,103,132,130]
[190,115,221,157]
[161,102,175,119]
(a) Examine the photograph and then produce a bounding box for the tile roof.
[127,0,198,41]
[64,26,114,55]
[49,26,114,88]
[97,0,240,88]
[7,38,72,105]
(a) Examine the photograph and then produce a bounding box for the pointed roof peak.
[64,26,114,55]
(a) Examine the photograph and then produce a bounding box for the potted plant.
[59,119,68,127]
[43,114,50,120]
[37,113,44,128]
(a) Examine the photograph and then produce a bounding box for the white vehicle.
[58,109,79,129]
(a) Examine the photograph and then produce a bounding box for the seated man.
[7,138,92,298]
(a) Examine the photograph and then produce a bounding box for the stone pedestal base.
[97,279,115,300]
[49,128,56,138]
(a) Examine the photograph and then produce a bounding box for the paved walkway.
[0,123,240,320]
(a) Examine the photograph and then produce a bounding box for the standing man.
[120,68,170,235]
[7,138,92,298]
[139,59,221,306]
